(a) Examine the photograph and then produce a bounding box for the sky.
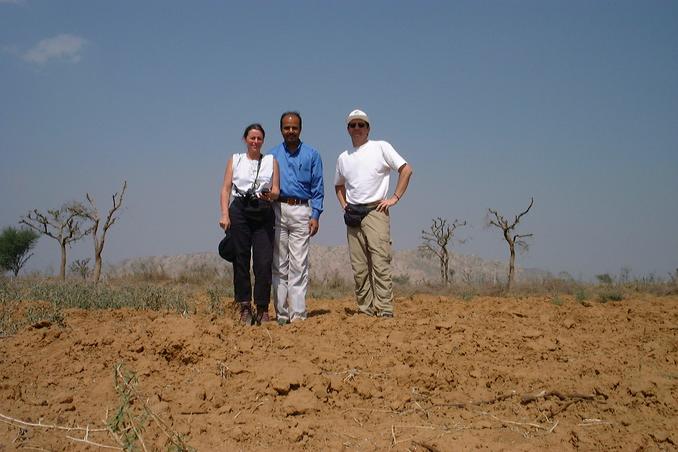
[1,0,677,280]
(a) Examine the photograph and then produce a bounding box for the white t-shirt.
[231,153,274,198]
[334,140,407,204]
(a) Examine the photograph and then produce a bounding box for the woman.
[220,123,280,325]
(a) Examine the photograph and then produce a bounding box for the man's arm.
[376,163,413,213]
[308,151,324,237]
[335,184,348,210]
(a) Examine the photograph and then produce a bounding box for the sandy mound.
[1,294,676,450]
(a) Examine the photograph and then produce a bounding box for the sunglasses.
[348,122,368,129]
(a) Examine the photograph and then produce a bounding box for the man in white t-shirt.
[334,109,413,317]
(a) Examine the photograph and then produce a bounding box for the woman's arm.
[219,157,234,230]
[271,158,280,200]
[261,158,280,202]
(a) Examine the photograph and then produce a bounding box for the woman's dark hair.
[243,123,265,139]
[280,111,302,130]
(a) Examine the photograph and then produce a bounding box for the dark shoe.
[277,317,289,326]
[360,308,376,317]
[254,306,270,325]
[239,303,253,325]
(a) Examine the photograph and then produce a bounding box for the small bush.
[461,291,475,302]
[206,284,232,315]
[1,278,189,313]
[0,302,20,336]
[25,304,65,327]
[109,363,195,451]
[575,288,588,303]
[309,271,352,299]
[598,291,624,303]
[596,274,614,285]
[550,295,564,306]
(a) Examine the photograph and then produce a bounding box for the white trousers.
[272,202,311,322]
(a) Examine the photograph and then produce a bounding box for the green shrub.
[461,291,475,301]
[25,304,65,327]
[0,302,20,336]
[206,284,233,315]
[596,274,614,285]
[309,271,352,299]
[1,278,189,313]
[598,291,624,303]
[550,295,564,306]
[109,363,195,451]
[575,288,588,303]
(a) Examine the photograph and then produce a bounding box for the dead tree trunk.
[441,246,449,284]
[488,197,534,291]
[508,229,517,288]
[85,181,127,284]
[60,242,67,279]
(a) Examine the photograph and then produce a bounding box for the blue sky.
[1,0,677,279]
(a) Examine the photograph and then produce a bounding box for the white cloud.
[23,33,87,64]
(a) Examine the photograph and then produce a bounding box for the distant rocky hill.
[106,245,549,285]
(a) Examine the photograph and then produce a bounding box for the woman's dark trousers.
[229,198,275,308]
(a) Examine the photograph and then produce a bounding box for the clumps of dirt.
[1,294,677,450]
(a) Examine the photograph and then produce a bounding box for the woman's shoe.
[254,306,270,325]
[239,302,253,325]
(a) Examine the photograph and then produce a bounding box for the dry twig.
[520,390,595,404]
[411,440,442,452]
[0,413,108,433]
[0,412,118,450]
[431,390,517,408]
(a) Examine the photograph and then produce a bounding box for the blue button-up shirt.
[269,142,324,220]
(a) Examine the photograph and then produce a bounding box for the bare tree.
[419,217,467,286]
[487,197,534,291]
[83,181,127,283]
[69,258,91,280]
[619,266,631,284]
[20,202,91,280]
[460,267,473,286]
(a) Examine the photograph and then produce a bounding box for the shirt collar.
[283,141,303,155]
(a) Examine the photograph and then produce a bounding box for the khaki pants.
[346,209,393,315]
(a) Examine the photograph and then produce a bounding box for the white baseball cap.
[346,109,370,125]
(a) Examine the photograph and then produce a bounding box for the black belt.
[278,197,308,206]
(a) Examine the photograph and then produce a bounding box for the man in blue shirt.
[269,111,324,324]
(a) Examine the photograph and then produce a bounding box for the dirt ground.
[1,294,676,451]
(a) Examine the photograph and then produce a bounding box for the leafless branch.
[86,181,127,283]
[486,197,534,290]
[19,202,91,279]
[420,217,467,286]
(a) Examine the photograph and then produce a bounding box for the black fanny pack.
[344,203,376,227]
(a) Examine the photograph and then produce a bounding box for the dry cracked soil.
[1,294,677,451]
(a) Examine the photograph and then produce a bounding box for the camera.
[243,188,258,204]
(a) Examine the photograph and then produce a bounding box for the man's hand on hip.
[309,218,319,237]
[376,196,398,213]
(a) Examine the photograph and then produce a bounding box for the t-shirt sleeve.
[381,142,407,171]
[333,157,345,186]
